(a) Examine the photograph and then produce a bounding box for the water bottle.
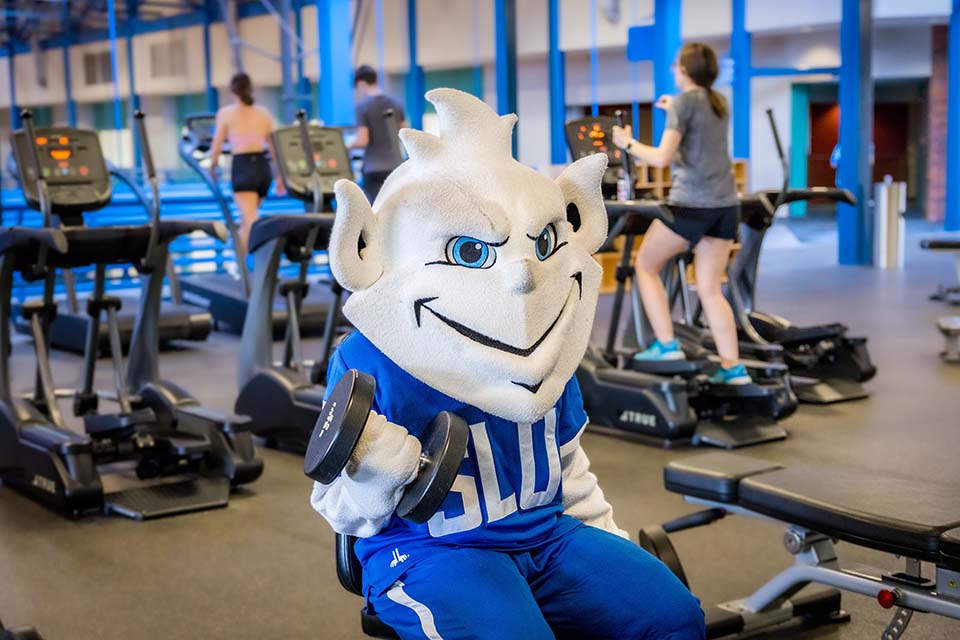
[616,168,630,201]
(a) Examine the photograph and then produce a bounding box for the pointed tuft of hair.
[424,88,516,159]
[398,128,443,162]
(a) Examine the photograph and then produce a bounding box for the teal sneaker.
[633,339,686,361]
[708,363,752,386]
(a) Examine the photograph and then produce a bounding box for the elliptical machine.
[713,110,876,403]
[567,113,795,449]
[0,110,254,519]
[234,111,351,452]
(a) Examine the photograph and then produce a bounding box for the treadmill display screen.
[272,125,354,202]
[565,116,623,167]
[183,114,217,152]
[11,127,112,214]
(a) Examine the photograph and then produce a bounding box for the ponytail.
[230,72,255,106]
[706,88,727,119]
[678,42,727,119]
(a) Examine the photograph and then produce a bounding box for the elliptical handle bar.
[765,108,790,209]
[133,110,161,273]
[295,109,323,214]
[19,109,53,278]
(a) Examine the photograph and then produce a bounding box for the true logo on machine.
[31,474,56,494]
[618,410,658,428]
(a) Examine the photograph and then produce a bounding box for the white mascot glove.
[561,435,630,539]
[310,411,422,538]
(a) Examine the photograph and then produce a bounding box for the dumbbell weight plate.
[304,369,376,484]
[396,412,469,524]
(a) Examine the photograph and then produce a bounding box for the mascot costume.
[311,89,704,640]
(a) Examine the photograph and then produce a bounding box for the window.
[82,50,114,86]
[149,39,187,78]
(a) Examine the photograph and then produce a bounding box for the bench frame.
[688,497,960,629]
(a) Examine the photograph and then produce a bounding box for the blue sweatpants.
[366,523,706,639]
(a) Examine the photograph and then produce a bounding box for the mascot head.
[330,88,607,423]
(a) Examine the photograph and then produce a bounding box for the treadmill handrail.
[18,110,53,279]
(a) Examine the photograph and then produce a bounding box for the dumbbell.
[304,369,469,524]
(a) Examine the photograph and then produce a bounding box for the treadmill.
[176,114,336,335]
[7,137,212,355]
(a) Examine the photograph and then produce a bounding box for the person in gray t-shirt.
[351,65,407,203]
[611,42,750,385]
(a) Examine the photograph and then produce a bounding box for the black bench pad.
[942,528,960,567]
[665,453,960,562]
[739,467,960,561]
[664,452,783,503]
[921,238,960,250]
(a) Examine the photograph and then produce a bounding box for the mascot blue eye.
[534,225,558,261]
[446,236,496,269]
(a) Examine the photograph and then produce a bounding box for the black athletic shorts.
[665,204,740,246]
[231,152,273,198]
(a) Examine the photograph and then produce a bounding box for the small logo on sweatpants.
[390,548,409,568]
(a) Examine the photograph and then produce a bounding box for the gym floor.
[1,218,959,639]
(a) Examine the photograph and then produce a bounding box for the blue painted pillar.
[106,0,125,164]
[652,0,681,142]
[317,0,354,125]
[838,0,873,265]
[946,0,960,231]
[294,3,311,114]
[405,0,424,129]
[125,0,141,165]
[731,0,751,158]
[495,0,518,157]
[5,5,19,130]
[203,0,218,111]
[548,0,566,164]
[63,1,78,126]
[589,0,599,117]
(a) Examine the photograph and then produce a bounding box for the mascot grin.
[329,88,608,424]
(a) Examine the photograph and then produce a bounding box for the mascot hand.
[339,412,423,519]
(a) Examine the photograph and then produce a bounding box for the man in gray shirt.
[352,65,406,203]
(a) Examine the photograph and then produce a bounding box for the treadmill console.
[181,113,221,154]
[272,125,353,202]
[565,117,629,198]
[11,127,112,216]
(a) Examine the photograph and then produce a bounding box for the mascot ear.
[555,153,608,255]
[331,179,383,292]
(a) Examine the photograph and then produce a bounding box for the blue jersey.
[325,332,588,590]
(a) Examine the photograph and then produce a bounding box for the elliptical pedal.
[104,477,230,520]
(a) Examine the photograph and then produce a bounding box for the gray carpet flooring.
[1,219,959,639]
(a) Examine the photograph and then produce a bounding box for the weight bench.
[642,452,960,639]
[921,237,960,304]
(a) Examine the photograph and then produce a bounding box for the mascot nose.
[505,258,539,294]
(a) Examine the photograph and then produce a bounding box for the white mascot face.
[330,89,608,423]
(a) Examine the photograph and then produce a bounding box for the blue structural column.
[495,0,518,156]
[125,0,141,164]
[589,0,599,116]
[317,0,354,125]
[548,0,566,164]
[405,0,424,129]
[730,0,750,158]
[652,0,681,142]
[203,0,218,111]
[294,5,311,114]
[789,84,810,216]
[63,1,78,126]
[106,0,125,163]
[946,0,960,231]
[4,1,19,130]
[838,0,873,265]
